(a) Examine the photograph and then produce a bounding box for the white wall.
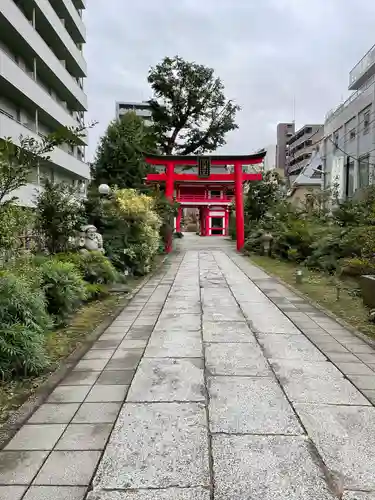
[263,144,277,171]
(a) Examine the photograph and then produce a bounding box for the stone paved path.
[2,235,375,499]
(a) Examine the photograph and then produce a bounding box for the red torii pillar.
[176,207,182,233]
[165,161,174,253]
[234,161,245,251]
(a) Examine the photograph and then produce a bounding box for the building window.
[364,110,371,135]
[359,155,370,189]
[305,127,312,134]
[210,190,221,199]
[349,129,356,141]
[346,159,355,198]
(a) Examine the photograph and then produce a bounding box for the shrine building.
[145,152,266,252]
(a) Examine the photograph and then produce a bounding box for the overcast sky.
[84,0,375,160]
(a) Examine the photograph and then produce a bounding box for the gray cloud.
[85,0,375,159]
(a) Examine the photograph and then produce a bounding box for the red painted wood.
[146,173,262,183]
[145,157,264,166]
[234,161,245,251]
[176,207,182,232]
[165,162,174,253]
[177,194,233,203]
[225,208,229,236]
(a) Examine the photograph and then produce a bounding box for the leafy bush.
[86,188,161,275]
[0,205,35,262]
[39,259,86,323]
[0,271,50,378]
[84,283,109,301]
[0,271,50,331]
[341,257,375,277]
[57,251,119,284]
[0,323,49,379]
[35,179,86,254]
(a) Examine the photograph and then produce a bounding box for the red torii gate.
[144,152,265,252]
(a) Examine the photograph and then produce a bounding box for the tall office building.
[0,0,89,206]
[116,101,153,125]
[286,124,323,183]
[276,122,295,174]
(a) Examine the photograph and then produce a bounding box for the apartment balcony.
[72,0,85,9]
[0,108,90,179]
[0,47,84,133]
[34,0,86,78]
[176,193,234,205]
[0,0,87,111]
[49,0,86,44]
[349,44,375,91]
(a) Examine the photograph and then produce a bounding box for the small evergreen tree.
[91,112,157,190]
[35,180,86,254]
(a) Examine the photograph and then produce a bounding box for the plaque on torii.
[198,156,211,178]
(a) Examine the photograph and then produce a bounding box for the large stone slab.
[163,300,201,314]
[208,377,302,434]
[91,403,209,491]
[212,435,335,500]
[295,405,375,490]
[342,494,375,500]
[258,334,326,361]
[23,486,87,500]
[144,330,202,358]
[271,360,370,405]
[88,488,210,500]
[127,358,205,402]
[154,314,201,332]
[243,307,301,335]
[203,308,245,322]
[205,343,271,377]
[0,486,26,500]
[203,321,256,343]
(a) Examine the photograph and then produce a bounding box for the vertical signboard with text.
[198,157,211,178]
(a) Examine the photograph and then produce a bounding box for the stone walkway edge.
[1,235,375,500]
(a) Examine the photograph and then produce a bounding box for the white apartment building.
[322,43,375,200]
[0,0,89,206]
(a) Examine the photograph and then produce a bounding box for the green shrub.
[57,252,119,284]
[0,323,49,379]
[305,227,362,273]
[84,282,109,301]
[35,179,86,254]
[6,255,44,291]
[0,271,50,378]
[341,257,375,277]
[244,229,263,254]
[0,271,50,331]
[39,259,86,324]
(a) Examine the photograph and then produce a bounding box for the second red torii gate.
[144,152,266,252]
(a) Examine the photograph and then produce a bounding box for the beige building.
[287,150,323,207]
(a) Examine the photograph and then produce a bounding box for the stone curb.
[249,258,375,351]
[0,255,169,450]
